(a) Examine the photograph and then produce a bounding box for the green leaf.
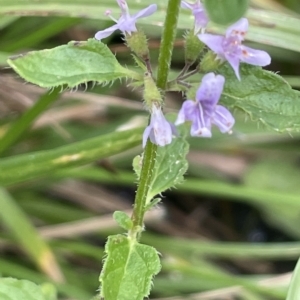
[0,127,143,186]
[132,154,142,178]
[203,0,249,25]
[113,211,133,231]
[287,258,300,300]
[145,136,189,204]
[40,283,57,300]
[100,234,161,300]
[145,198,161,211]
[0,278,46,300]
[7,39,141,88]
[0,259,92,300]
[219,64,300,132]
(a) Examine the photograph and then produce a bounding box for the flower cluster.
[95,0,271,148]
[142,71,233,147]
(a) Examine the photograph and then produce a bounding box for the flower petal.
[132,4,157,20]
[196,73,225,109]
[95,24,119,40]
[198,34,224,57]
[151,108,173,146]
[187,100,212,137]
[148,128,158,145]
[154,124,173,146]
[190,119,212,137]
[118,15,137,33]
[142,125,152,148]
[212,105,235,133]
[169,122,178,136]
[226,18,248,41]
[224,53,241,80]
[117,0,129,14]
[181,1,194,10]
[240,45,271,66]
[175,100,196,125]
[145,105,174,147]
[194,10,209,32]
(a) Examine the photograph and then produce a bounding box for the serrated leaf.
[219,64,300,132]
[203,0,249,25]
[0,278,46,300]
[7,39,141,88]
[113,211,133,231]
[146,136,189,203]
[100,234,161,300]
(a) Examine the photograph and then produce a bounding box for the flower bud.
[125,31,149,60]
[143,72,162,109]
[200,50,224,73]
[184,30,205,64]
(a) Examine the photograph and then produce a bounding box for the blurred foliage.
[0,0,300,299]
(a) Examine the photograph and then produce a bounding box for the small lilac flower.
[181,0,209,34]
[143,104,176,147]
[95,0,157,40]
[198,18,271,80]
[176,73,234,137]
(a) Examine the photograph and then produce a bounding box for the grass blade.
[0,127,143,186]
[0,187,63,281]
[0,87,60,155]
[287,258,300,300]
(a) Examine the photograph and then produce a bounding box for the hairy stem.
[130,141,157,239]
[156,0,181,90]
[130,0,181,240]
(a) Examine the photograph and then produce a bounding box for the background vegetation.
[1,0,300,299]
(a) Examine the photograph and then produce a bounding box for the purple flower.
[175,73,234,137]
[143,104,177,147]
[198,18,271,80]
[95,0,157,40]
[181,0,209,34]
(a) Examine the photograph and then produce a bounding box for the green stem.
[130,141,157,237]
[156,0,181,90]
[130,0,181,239]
